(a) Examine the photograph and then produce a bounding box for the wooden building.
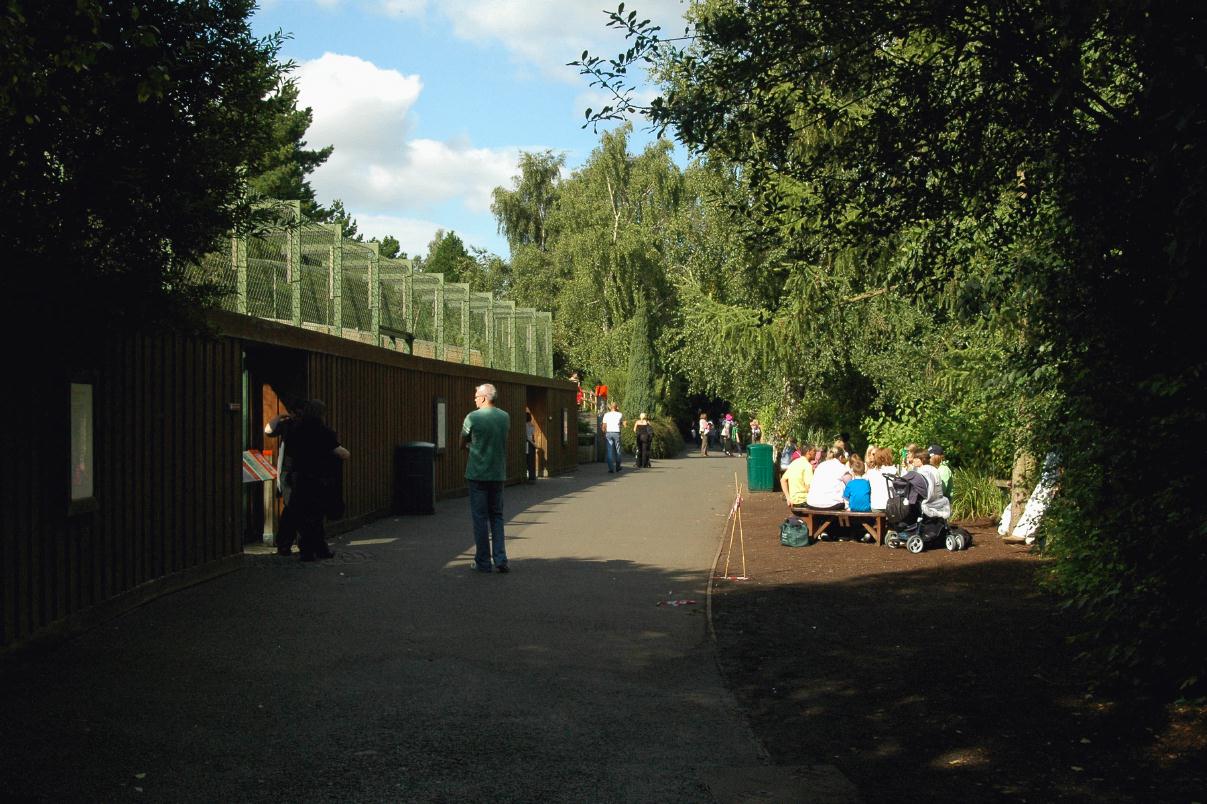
[1,310,577,652]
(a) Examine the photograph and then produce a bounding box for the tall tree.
[491,150,565,253]
[2,0,289,335]
[246,80,332,219]
[624,300,655,417]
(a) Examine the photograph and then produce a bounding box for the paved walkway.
[1,453,767,802]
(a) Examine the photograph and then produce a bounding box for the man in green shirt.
[461,383,511,573]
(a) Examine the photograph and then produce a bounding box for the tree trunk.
[1007,450,1037,538]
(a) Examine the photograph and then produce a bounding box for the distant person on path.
[698,413,712,456]
[462,383,511,573]
[779,436,799,470]
[601,401,625,473]
[265,399,350,562]
[721,414,738,456]
[749,418,763,443]
[633,412,654,468]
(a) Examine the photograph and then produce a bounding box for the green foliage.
[376,235,402,259]
[619,415,685,459]
[949,470,1007,522]
[624,301,655,417]
[2,0,289,335]
[322,199,362,241]
[246,79,332,219]
[575,0,1207,695]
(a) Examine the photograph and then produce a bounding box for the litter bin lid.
[400,441,436,449]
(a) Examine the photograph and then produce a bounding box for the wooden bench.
[791,507,888,546]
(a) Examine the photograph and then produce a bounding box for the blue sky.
[251,0,688,258]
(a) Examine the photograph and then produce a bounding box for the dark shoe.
[276,548,293,556]
[299,553,317,562]
[318,550,336,560]
[496,564,510,573]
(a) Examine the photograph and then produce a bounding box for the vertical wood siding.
[1,313,574,650]
[2,331,245,649]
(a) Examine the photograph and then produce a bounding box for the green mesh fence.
[192,205,552,376]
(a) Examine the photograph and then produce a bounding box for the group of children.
[779,438,954,537]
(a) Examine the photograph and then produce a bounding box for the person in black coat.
[266,399,350,561]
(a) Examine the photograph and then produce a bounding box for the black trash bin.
[393,441,436,514]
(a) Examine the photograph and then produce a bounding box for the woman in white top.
[865,446,898,512]
[805,446,849,510]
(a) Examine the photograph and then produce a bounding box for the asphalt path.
[1,450,766,802]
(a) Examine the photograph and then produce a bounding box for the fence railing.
[192,200,554,377]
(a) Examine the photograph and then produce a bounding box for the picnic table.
[791,507,889,546]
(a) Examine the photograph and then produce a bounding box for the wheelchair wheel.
[906,534,925,554]
[954,532,968,551]
[945,533,958,551]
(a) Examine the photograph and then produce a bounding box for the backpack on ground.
[779,516,812,547]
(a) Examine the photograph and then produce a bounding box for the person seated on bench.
[866,446,897,512]
[843,455,872,513]
[780,443,815,511]
[805,445,849,511]
[902,447,949,520]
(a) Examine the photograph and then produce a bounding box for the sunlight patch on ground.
[347,537,398,546]
[930,746,991,769]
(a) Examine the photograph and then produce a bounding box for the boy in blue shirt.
[843,455,872,513]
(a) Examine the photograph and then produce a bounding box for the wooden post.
[285,201,301,327]
[327,222,343,336]
[366,241,380,343]
[233,234,248,315]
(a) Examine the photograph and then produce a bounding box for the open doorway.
[242,345,308,545]
[525,386,549,480]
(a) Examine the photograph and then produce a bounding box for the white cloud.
[379,0,428,14]
[377,0,689,83]
[292,52,533,253]
[355,214,444,257]
[295,52,422,157]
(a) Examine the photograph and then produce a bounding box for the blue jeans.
[468,480,507,570]
[605,432,622,472]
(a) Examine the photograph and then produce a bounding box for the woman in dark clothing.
[267,399,350,561]
[633,412,654,468]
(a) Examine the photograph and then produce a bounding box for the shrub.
[620,414,685,459]
[949,469,1007,521]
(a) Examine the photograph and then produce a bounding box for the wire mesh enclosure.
[194,202,553,376]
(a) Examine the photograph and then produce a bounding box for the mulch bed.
[710,491,1205,803]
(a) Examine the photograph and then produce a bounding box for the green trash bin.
[746,443,775,491]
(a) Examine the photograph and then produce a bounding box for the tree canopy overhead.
[2,0,296,335]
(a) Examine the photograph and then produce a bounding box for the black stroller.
[883,473,970,553]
